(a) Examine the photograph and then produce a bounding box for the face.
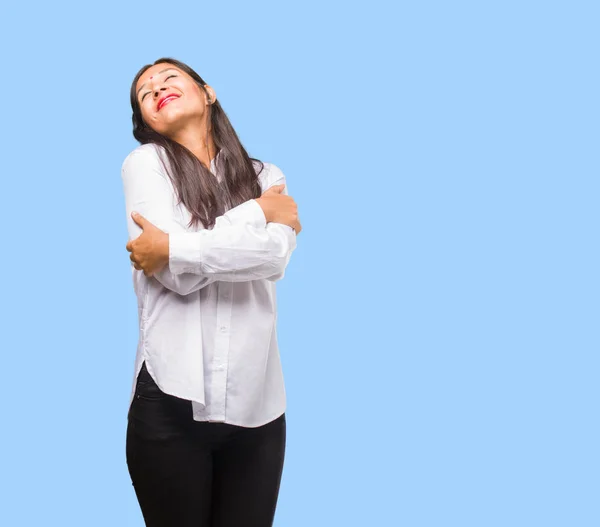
[135,63,216,137]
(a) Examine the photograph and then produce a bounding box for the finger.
[126,241,132,252]
[131,211,146,227]
[264,184,285,194]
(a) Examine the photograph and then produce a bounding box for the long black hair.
[129,57,264,230]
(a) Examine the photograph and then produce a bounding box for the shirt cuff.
[224,199,267,228]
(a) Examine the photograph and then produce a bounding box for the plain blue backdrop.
[1,1,598,525]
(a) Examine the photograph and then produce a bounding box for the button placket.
[209,282,233,420]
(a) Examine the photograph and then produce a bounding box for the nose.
[147,76,169,98]
[153,85,169,98]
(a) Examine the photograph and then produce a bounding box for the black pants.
[126,361,286,527]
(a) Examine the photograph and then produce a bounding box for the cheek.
[139,105,164,134]
[183,92,205,114]
[140,102,154,122]
[182,82,204,106]
[141,104,166,128]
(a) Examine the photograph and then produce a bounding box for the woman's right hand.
[255,184,302,234]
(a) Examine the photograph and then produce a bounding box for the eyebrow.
[137,68,178,98]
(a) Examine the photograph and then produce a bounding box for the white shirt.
[121,143,297,427]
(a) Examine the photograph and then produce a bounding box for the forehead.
[136,64,183,89]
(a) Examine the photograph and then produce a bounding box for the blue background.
[1,1,598,525]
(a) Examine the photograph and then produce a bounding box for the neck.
[169,120,217,168]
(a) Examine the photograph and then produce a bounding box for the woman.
[121,57,301,527]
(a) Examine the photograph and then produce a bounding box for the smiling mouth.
[158,95,180,110]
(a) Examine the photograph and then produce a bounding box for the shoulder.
[255,161,288,194]
[121,143,167,174]
[257,161,286,185]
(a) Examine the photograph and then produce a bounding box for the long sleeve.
[169,162,295,281]
[121,146,297,296]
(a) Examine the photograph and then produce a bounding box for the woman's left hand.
[126,212,169,277]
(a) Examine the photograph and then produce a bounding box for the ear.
[205,85,217,104]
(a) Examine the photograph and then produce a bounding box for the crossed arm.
[121,147,297,296]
